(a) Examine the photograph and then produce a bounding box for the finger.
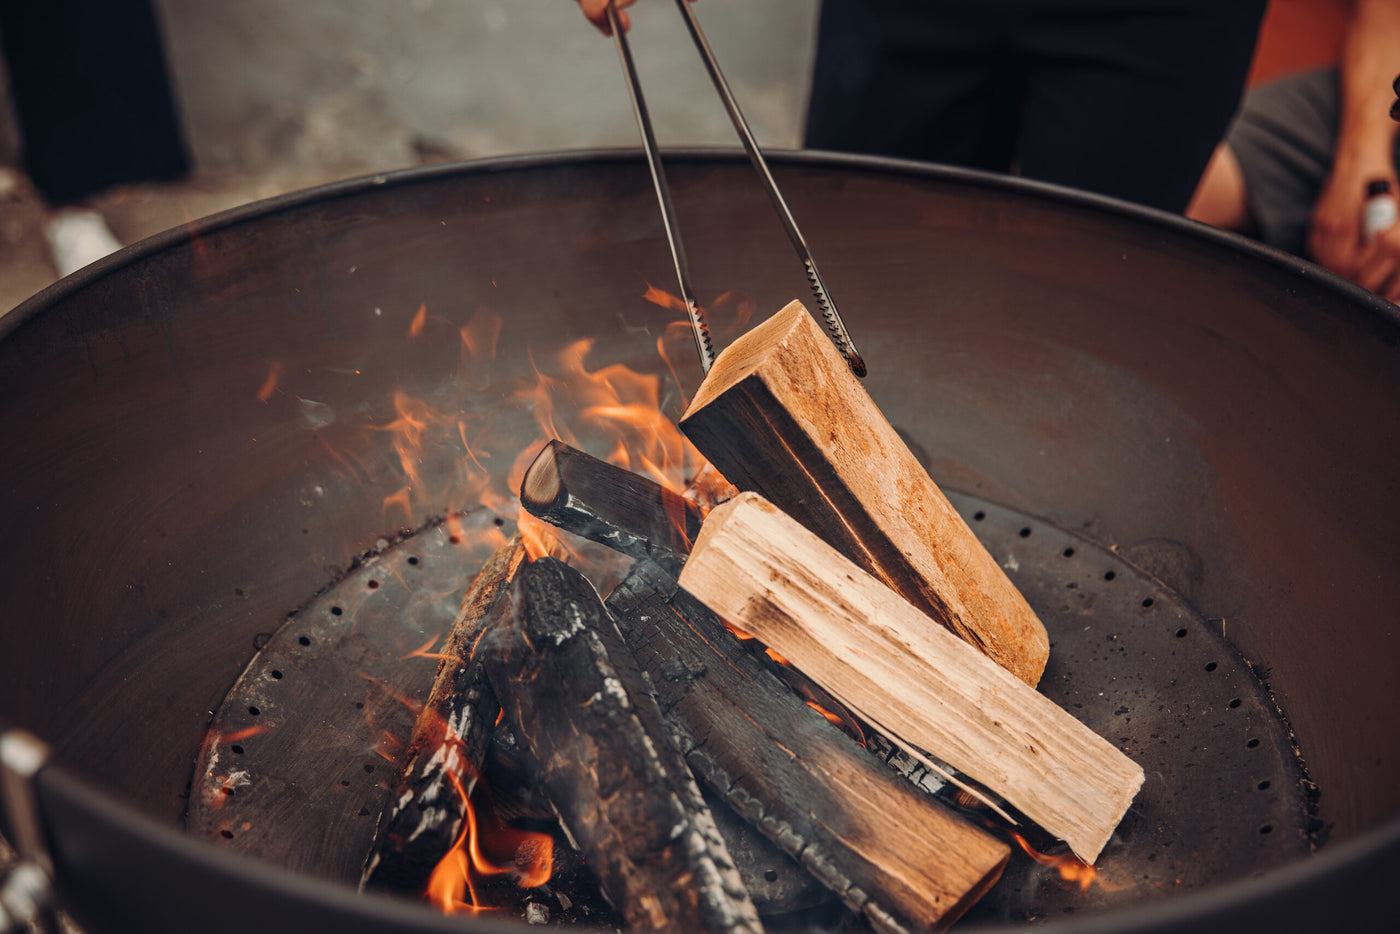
[1311,232,1369,278]
[1350,249,1399,295]
[579,0,631,35]
[1382,272,1400,304]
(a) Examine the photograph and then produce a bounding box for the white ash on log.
[521,439,704,574]
[678,493,1144,865]
[360,534,527,894]
[679,300,1049,686]
[607,559,1010,934]
[481,556,762,934]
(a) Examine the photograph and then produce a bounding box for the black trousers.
[806,0,1266,213]
[0,0,188,204]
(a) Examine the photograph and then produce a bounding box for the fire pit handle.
[0,728,55,933]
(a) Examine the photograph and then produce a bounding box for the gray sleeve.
[1225,69,1340,255]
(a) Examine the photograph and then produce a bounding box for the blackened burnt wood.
[680,494,1145,865]
[360,534,526,894]
[607,559,1010,934]
[520,440,704,572]
[481,557,762,934]
[679,300,1049,686]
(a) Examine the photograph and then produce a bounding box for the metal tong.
[606,0,866,378]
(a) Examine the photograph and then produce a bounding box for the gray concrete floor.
[0,0,818,317]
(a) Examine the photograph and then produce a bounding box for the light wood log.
[678,493,1143,864]
[608,559,1009,934]
[679,300,1048,686]
[482,557,762,934]
[520,440,703,573]
[360,534,526,894]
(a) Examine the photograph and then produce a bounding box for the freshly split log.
[521,439,704,573]
[607,559,1010,934]
[481,557,762,934]
[679,494,1144,865]
[360,534,527,894]
[679,300,1049,686]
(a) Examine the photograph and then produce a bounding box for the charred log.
[359,534,526,894]
[481,556,761,934]
[520,440,703,573]
[606,559,1010,934]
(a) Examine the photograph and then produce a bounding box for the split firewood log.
[679,300,1049,686]
[679,493,1144,864]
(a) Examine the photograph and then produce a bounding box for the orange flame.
[642,282,690,314]
[459,307,503,362]
[402,634,459,663]
[409,303,428,338]
[517,508,568,562]
[425,760,553,913]
[257,362,283,403]
[221,724,272,744]
[1009,832,1132,892]
[383,485,414,525]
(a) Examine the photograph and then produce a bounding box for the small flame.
[1008,832,1132,892]
[641,281,689,314]
[409,303,428,338]
[402,634,459,663]
[382,485,414,525]
[459,307,503,362]
[517,508,567,562]
[221,724,272,744]
[425,757,553,913]
[358,672,424,718]
[724,621,756,642]
[257,362,283,403]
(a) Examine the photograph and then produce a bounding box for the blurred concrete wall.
[155,0,819,178]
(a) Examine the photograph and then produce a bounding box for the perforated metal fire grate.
[188,492,1312,926]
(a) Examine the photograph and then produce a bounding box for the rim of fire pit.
[4,148,1398,341]
[8,149,1400,933]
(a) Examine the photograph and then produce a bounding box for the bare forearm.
[1335,0,1400,175]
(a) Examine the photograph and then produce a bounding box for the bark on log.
[607,559,1009,934]
[360,534,527,894]
[481,556,762,934]
[521,439,704,573]
[679,300,1049,686]
[679,494,1144,864]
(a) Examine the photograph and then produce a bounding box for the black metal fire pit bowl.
[1,151,1398,934]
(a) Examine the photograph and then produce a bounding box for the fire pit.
[1,151,1398,933]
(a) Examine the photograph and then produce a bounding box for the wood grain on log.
[360,534,526,894]
[608,560,1009,934]
[679,494,1144,864]
[679,300,1049,686]
[482,557,762,934]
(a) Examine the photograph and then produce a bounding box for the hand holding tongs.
[605,0,866,378]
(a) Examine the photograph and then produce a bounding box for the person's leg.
[1185,143,1254,233]
[805,0,1024,173]
[1013,0,1266,212]
[0,0,189,205]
